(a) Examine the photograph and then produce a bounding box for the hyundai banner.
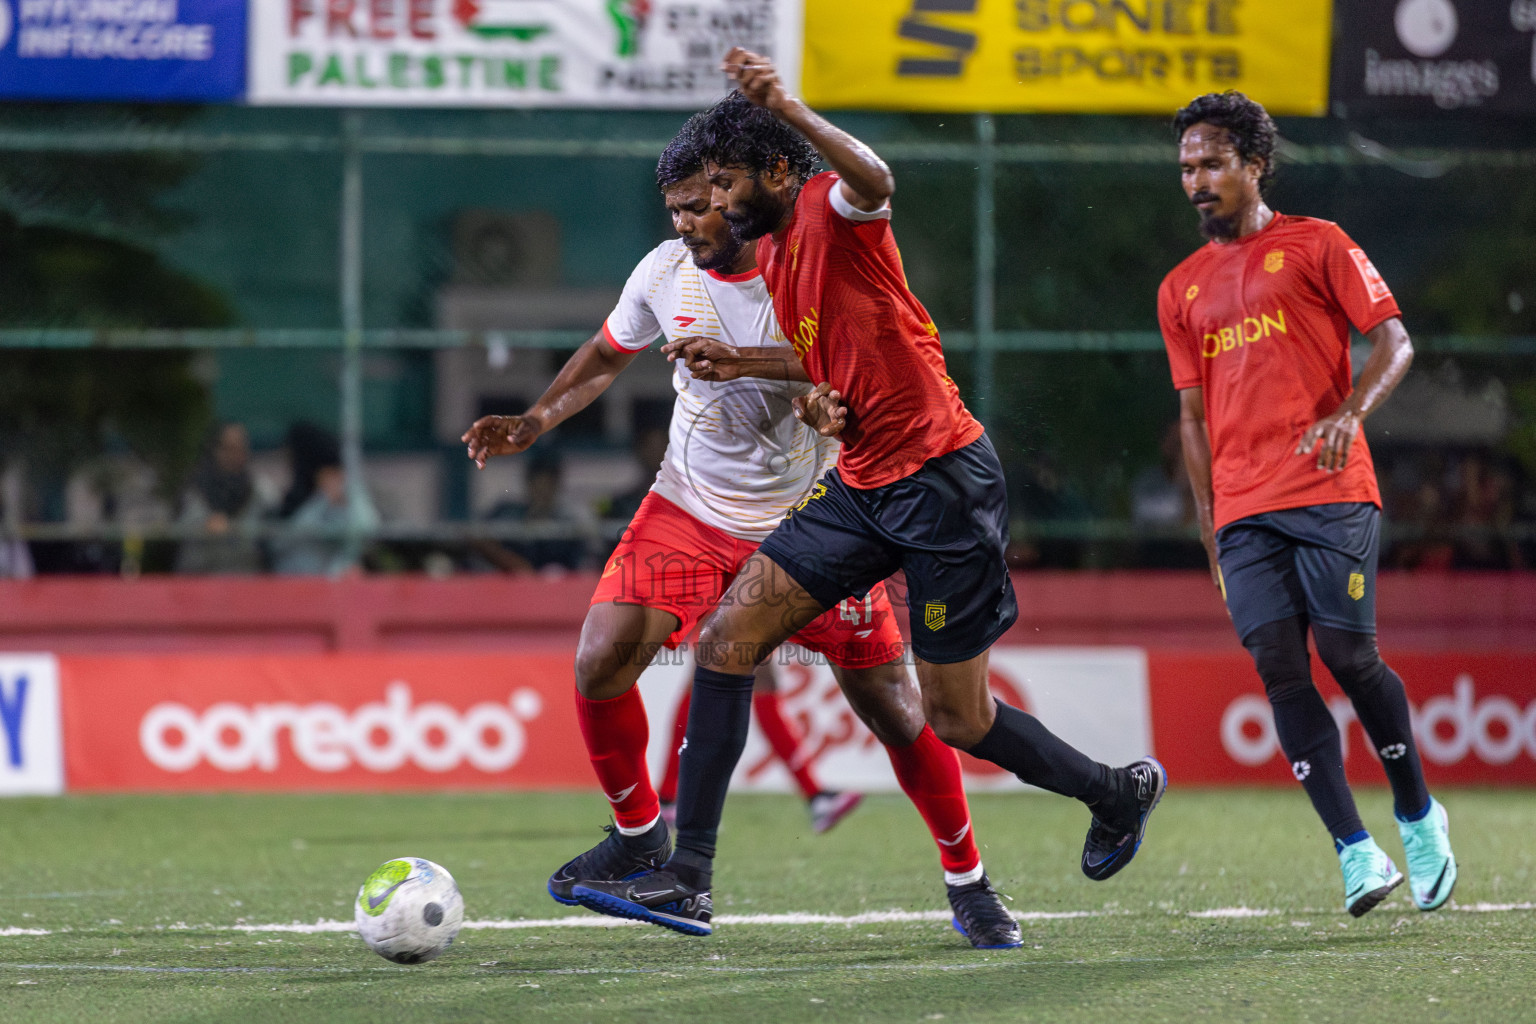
[248,0,801,108]
[0,654,65,796]
[1334,0,1536,115]
[0,0,246,102]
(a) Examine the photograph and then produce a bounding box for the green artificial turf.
[1,789,1531,1023]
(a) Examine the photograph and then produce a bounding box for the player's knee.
[696,613,770,673]
[1242,617,1314,704]
[572,636,637,700]
[1312,625,1385,693]
[922,696,989,750]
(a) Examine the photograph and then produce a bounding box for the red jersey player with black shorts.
[1161,92,1455,918]
[567,51,1167,943]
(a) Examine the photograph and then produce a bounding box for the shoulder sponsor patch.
[1347,248,1393,303]
[1185,284,1199,301]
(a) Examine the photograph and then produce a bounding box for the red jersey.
[755,172,983,489]
[1158,214,1400,531]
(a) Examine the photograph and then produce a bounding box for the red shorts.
[591,492,904,670]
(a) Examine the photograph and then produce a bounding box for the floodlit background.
[1,2,1532,579]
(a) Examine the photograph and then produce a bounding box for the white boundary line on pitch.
[3,902,1535,938]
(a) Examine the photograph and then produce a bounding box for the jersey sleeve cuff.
[603,319,652,353]
[829,182,892,222]
[1353,306,1402,337]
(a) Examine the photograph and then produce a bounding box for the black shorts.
[756,433,1018,664]
[1216,502,1381,642]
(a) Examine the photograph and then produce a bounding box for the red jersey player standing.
[1159,91,1456,917]
[568,50,1167,939]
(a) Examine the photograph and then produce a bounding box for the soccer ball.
[354,857,465,964]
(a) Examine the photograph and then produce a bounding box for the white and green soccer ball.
[354,857,465,964]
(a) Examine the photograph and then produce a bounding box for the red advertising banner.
[59,654,591,791]
[1148,652,1536,786]
[49,648,1536,792]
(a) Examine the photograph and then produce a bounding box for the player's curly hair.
[692,91,822,185]
[656,115,706,191]
[1173,91,1279,193]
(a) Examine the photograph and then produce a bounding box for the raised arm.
[721,47,894,212]
[1296,317,1414,473]
[462,331,639,467]
[1178,386,1221,592]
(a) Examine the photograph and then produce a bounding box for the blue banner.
[0,0,246,102]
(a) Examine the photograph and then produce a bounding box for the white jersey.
[603,239,837,542]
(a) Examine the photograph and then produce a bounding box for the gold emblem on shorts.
[1348,572,1365,601]
[1185,284,1199,301]
[924,602,946,630]
[1264,250,1285,274]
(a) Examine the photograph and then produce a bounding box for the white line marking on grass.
[1457,902,1536,913]
[1,902,1528,940]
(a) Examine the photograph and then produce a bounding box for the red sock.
[886,725,981,875]
[574,687,659,830]
[754,690,822,799]
[657,690,691,804]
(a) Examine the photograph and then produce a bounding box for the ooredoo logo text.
[139,683,544,774]
[1222,675,1536,768]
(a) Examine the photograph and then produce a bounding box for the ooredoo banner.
[1147,651,1536,786]
[54,646,1151,793]
[35,646,1536,793]
[60,653,585,791]
[247,0,801,108]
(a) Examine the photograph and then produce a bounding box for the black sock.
[1314,626,1430,819]
[663,666,755,890]
[1246,617,1364,842]
[966,699,1112,803]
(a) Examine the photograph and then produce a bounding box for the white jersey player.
[603,236,834,541]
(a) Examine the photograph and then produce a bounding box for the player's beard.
[722,178,788,241]
[686,232,745,272]
[1198,209,1240,241]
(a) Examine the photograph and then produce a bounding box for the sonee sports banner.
[248,0,801,107]
[1333,0,1536,115]
[801,0,1333,114]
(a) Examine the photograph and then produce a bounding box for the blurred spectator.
[175,422,272,574]
[1131,422,1205,569]
[600,425,671,526]
[478,449,591,573]
[1452,453,1522,569]
[278,421,341,519]
[269,424,379,575]
[1131,423,1193,528]
[0,533,33,579]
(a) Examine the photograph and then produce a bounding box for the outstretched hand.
[1296,406,1361,473]
[461,414,541,469]
[721,47,791,112]
[793,382,848,437]
[662,336,743,381]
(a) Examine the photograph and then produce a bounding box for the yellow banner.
[803,0,1332,115]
